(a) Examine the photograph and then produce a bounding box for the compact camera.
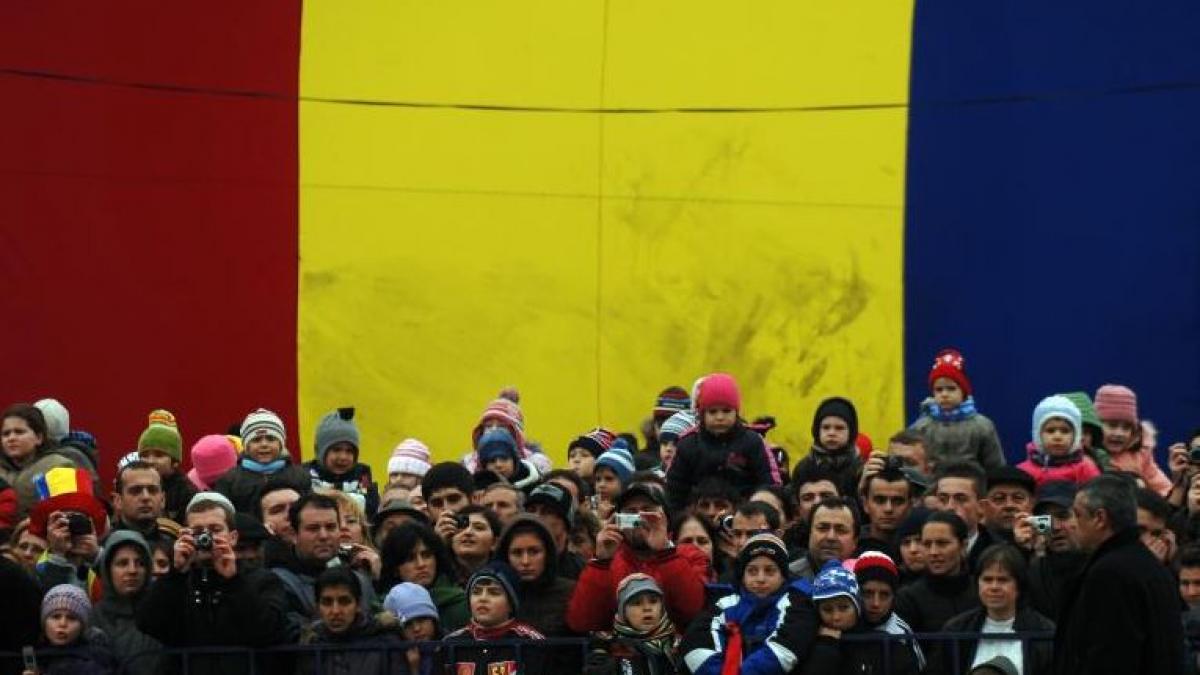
[454,514,471,530]
[614,513,643,530]
[1028,515,1053,535]
[194,530,214,551]
[336,544,356,564]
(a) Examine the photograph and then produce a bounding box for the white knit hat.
[388,438,432,477]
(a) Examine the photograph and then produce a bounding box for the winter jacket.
[680,582,816,675]
[438,620,547,675]
[791,447,862,501]
[0,446,75,518]
[1016,442,1101,488]
[298,612,409,675]
[0,556,41,664]
[495,515,579,638]
[270,550,378,642]
[161,471,198,523]
[213,455,312,516]
[136,564,291,675]
[33,628,118,675]
[1106,446,1172,496]
[427,574,470,634]
[910,400,1005,470]
[1054,527,1184,675]
[941,605,1055,675]
[585,635,680,675]
[666,423,778,513]
[91,531,164,675]
[801,621,923,675]
[1025,550,1086,623]
[894,570,979,635]
[0,477,15,531]
[305,460,381,515]
[567,542,710,634]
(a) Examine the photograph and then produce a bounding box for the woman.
[942,544,1055,675]
[90,531,163,675]
[319,488,375,550]
[494,514,577,638]
[894,511,979,635]
[0,404,76,518]
[450,505,499,583]
[380,522,468,633]
[9,518,48,573]
[669,512,718,579]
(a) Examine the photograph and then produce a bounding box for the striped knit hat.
[658,410,697,443]
[240,408,287,453]
[471,393,526,450]
[389,438,432,477]
[138,409,183,461]
[595,441,636,487]
[568,427,617,459]
[1094,384,1138,425]
[653,386,691,421]
[41,584,91,629]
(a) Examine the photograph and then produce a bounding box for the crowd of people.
[0,347,1196,675]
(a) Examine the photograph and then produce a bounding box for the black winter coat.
[801,629,922,675]
[161,471,198,524]
[1025,550,1086,623]
[666,424,774,512]
[213,457,311,517]
[894,570,980,634]
[1053,527,1184,675]
[941,606,1055,675]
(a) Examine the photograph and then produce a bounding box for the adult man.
[788,496,859,580]
[109,461,170,544]
[1012,480,1086,622]
[136,492,289,675]
[480,481,523,528]
[371,498,428,548]
[727,500,782,552]
[793,472,840,525]
[888,430,931,475]
[259,484,301,542]
[525,482,585,579]
[566,481,708,633]
[1054,475,1183,675]
[689,476,739,525]
[422,462,474,538]
[934,461,992,572]
[981,466,1036,543]
[269,493,378,641]
[861,466,914,552]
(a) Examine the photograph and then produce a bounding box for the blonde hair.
[315,488,375,550]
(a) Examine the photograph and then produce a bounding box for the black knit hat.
[734,533,790,587]
[811,397,859,446]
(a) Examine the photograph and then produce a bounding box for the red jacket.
[566,542,709,634]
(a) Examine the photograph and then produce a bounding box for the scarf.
[807,445,857,471]
[921,396,978,422]
[613,611,677,660]
[240,456,286,474]
[460,618,535,641]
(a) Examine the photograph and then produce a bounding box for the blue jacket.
[680,582,815,675]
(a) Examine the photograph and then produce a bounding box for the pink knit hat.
[696,373,742,411]
[388,438,432,477]
[187,434,238,491]
[1094,384,1138,424]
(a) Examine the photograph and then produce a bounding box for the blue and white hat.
[811,559,861,615]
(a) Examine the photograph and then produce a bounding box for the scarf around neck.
[613,612,678,659]
[922,396,978,422]
[240,456,286,474]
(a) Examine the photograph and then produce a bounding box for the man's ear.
[228,529,239,548]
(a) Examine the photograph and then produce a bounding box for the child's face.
[932,378,965,410]
[469,580,511,627]
[138,448,177,477]
[567,448,595,479]
[818,596,858,631]
[659,440,677,468]
[703,407,737,435]
[318,586,359,634]
[324,443,357,473]
[818,416,851,450]
[860,580,894,625]
[623,592,664,632]
[245,434,283,464]
[594,467,620,500]
[1101,419,1136,452]
[389,472,421,489]
[44,609,83,646]
[900,534,926,573]
[1040,418,1075,456]
[402,617,437,641]
[742,557,784,598]
[485,455,515,479]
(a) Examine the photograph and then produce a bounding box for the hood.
[97,530,152,597]
[811,397,859,451]
[496,513,558,588]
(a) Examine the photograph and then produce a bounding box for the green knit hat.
[137,409,183,462]
[1060,392,1102,434]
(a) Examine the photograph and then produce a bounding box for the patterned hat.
[1094,384,1138,425]
[928,348,972,396]
[240,408,288,453]
[41,584,91,628]
[854,550,900,589]
[658,410,697,443]
[653,386,691,421]
[29,467,108,538]
[389,438,432,477]
[138,409,183,462]
[735,533,790,585]
[568,427,617,459]
[812,559,861,615]
[595,441,636,487]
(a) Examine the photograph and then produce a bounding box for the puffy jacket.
[941,606,1055,675]
[213,455,312,516]
[1016,442,1101,488]
[910,401,1005,470]
[680,582,816,675]
[298,612,408,675]
[666,423,778,513]
[0,447,75,518]
[304,460,381,515]
[567,543,709,634]
[1106,446,1172,496]
[91,531,163,675]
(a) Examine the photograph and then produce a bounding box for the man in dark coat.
[1054,475,1183,675]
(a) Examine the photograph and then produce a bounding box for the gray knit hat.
[616,573,663,619]
[315,407,360,462]
[41,584,91,629]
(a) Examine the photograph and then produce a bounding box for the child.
[306,407,381,514]
[1017,395,1101,487]
[656,411,696,474]
[33,584,117,675]
[680,533,808,675]
[185,434,238,492]
[136,409,196,522]
[213,408,311,516]
[910,349,1005,471]
[384,581,442,675]
[665,373,781,513]
[440,562,546,674]
[584,573,680,675]
[790,397,863,498]
[388,438,432,489]
[1060,391,1110,470]
[593,441,637,517]
[301,568,405,675]
[567,427,617,483]
[474,427,541,491]
[1094,384,1171,495]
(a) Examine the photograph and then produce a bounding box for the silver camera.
[1028,515,1053,535]
[614,513,643,530]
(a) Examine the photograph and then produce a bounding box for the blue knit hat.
[467,561,522,613]
[477,427,519,465]
[811,559,861,615]
[658,410,697,443]
[383,582,439,624]
[595,440,636,487]
[1031,395,1082,451]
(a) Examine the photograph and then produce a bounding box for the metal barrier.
[1,632,1051,675]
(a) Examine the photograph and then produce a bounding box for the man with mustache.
[788,496,860,581]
